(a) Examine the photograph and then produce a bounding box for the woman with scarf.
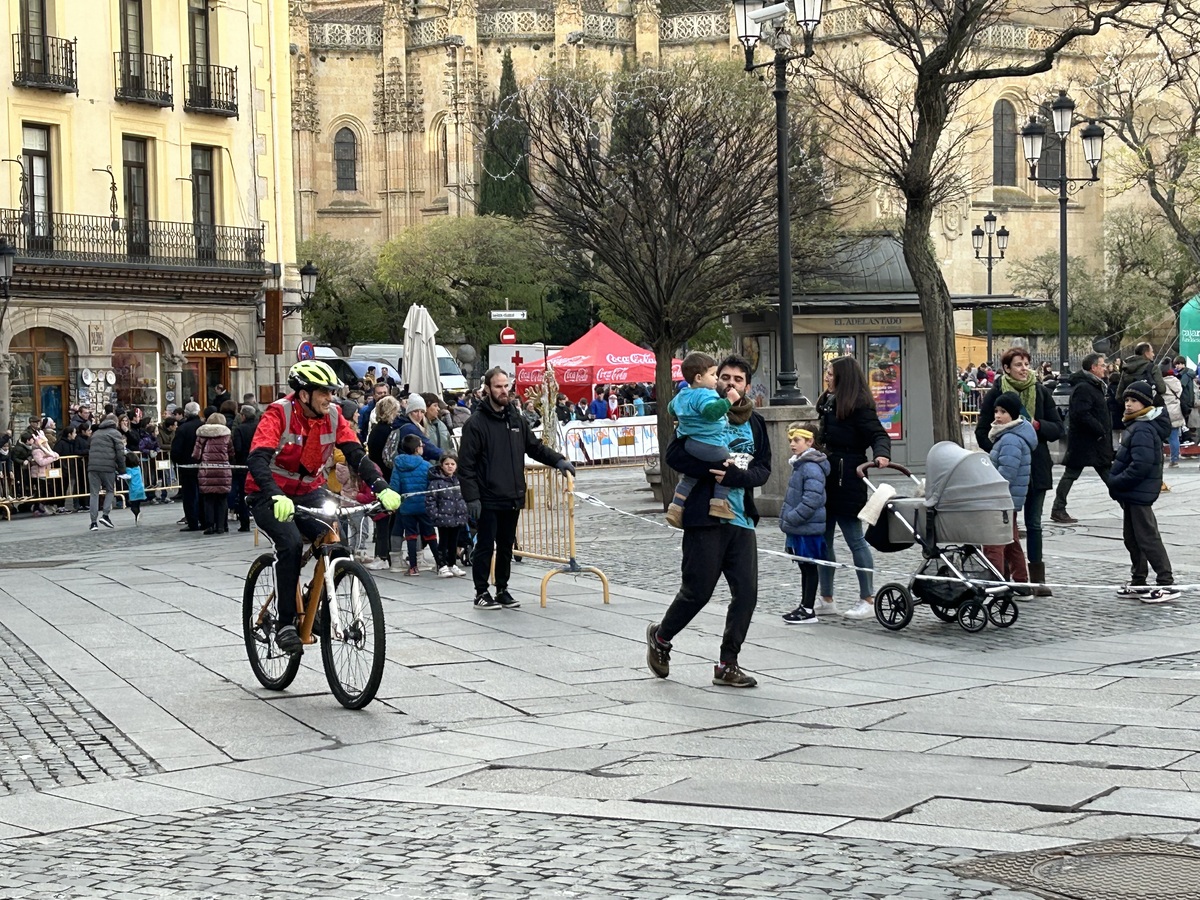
[975,346,1063,596]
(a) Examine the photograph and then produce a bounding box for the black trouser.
[204,494,229,533]
[1122,502,1173,586]
[659,524,758,665]
[438,525,461,567]
[1052,462,1111,513]
[472,507,521,595]
[375,512,393,561]
[180,470,203,528]
[797,561,818,611]
[249,489,331,625]
[232,472,249,528]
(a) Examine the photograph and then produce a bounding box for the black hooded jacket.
[459,399,566,509]
[1063,369,1113,469]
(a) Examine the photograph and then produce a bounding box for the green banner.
[1182,295,1200,367]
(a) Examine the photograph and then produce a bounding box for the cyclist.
[246,360,402,655]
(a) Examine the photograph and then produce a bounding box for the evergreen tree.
[479,50,533,219]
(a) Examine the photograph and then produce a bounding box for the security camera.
[747,2,791,24]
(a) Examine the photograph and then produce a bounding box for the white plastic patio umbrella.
[402,304,441,395]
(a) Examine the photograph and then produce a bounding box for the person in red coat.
[193,412,234,534]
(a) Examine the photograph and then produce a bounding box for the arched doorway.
[181,331,235,409]
[9,327,72,429]
[112,330,170,422]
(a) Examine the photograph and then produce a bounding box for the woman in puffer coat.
[30,428,63,516]
[983,392,1037,593]
[1161,364,1185,467]
[193,412,234,534]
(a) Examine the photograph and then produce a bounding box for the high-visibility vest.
[259,398,342,495]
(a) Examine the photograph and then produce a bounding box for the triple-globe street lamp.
[971,212,1010,367]
[1020,90,1105,378]
[732,0,822,404]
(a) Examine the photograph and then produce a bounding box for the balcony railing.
[113,51,172,107]
[0,208,264,272]
[11,33,77,92]
[183,63,238,117]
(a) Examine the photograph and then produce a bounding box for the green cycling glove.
[273,495,295,522]
[377,488,402,512]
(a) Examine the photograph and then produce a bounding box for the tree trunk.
[902,204,963,446]
[654,339,679,509]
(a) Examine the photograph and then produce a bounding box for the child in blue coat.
[982,392,1036,592]
[427,452,468,578]
[122,451,147,525]
[390,433,440,576]
[780,425,830,624]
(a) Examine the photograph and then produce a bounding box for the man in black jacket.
[646,355,771,689]
[459,367,575,610]
[171,402,206,532]
[1051,354,1114,524]
[975,347,1062,595]
[231,405,258,532]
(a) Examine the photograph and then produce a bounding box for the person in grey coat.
[87,413,127,531]
[779,425,830,625]
[982,393,1036,593]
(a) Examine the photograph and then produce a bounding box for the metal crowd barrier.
[0,450,178,517]
[515,465,610,608]
[559,416,659,467]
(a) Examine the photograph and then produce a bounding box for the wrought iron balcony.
[183,64,238,117]
[11,34,77,93]
[0,208,264,272]
[113,51,172,107]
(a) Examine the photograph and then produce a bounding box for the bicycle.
[242,499,386,709]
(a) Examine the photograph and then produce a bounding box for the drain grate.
[952,838,1200,899]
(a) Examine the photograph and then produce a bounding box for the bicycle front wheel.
[318,559,385,709]
[243,552,301,691]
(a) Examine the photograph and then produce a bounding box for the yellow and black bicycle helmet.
[288,360,342,393]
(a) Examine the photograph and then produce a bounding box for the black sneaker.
[89,522,99,532]
[645,623,671,678]
[712,662,757,688]
[473,591,501,610]
[275,625,302,656]
[99,515,115,529]
[495,590,521,609]
[782,606,818,624]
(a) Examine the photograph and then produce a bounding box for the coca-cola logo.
[551,355,590,367]
[561,368,590,383]
[605,352,655,366]
[595,367,630,383]
[515,370,538,383]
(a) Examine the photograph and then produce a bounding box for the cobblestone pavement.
[0,796,1040,899]
[570,466,1200,650]
[0,623,158,796]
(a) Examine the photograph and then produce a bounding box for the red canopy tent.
[514,323,681,403]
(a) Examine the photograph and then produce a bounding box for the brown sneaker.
[665,503,684,529]
[712,662,757,688]
[645,623,671,678]
[708,498,736,520]
[1050,510,1077,524]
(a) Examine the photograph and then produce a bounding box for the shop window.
[8,327,69,429]
[112,329,168,423]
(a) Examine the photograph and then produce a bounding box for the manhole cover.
[952,838,1200,900]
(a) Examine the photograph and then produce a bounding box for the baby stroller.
[859,442,1020,633]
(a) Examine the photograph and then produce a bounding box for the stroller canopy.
[924,441,1014,511]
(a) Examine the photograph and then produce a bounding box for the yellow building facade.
[1,0,297,428]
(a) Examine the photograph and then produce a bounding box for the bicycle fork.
[322,555,365,641]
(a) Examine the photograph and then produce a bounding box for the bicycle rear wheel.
[318,559,385,709]
[243,552,302,691]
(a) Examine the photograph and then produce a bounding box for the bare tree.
[483,57,839,487]
[803,0,1169,443]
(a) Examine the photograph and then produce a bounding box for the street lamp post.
[0,237,16,302]
[732,0,822,405]
[971,212,1010,366]
[1021,90,1105,378]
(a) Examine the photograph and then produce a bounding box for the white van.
[349,343,468,395]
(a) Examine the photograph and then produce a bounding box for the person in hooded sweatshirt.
[779,425,830,624]
[982,392,1037,594]
[1110,381,1177,601]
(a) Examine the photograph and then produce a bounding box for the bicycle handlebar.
[293,500,383,522]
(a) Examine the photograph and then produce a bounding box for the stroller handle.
[856,459,914,479]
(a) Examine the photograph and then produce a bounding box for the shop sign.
[183,337,226,353]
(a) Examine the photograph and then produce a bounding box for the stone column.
[754,402,818,517]
[163,354,188,411]
[0,354,13,432]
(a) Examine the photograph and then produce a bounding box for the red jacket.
[246,396,381,498]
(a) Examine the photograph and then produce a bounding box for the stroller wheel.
[874,583,914,631]
[929,603,958,623]
[957,599,988,633]
[987,596,1019,628]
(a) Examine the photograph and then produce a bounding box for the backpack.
[383,426,405,467]
[1180,369,1195,417]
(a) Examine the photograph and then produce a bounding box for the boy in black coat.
[1109,381,1176,602]
[1051,353,1114,523]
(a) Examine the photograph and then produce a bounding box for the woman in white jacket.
[1162,364,1185,467]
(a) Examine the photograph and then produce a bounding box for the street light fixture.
[284,260,319,317]
[732,0,822,403]
[0,236,16,301]
[971,212,1009,367]
[1021,90,1105,377]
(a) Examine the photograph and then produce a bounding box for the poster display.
[867,335,902,440]
[740,334,774,407]
[821,336,856,372]
[1181,295,1200,368]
